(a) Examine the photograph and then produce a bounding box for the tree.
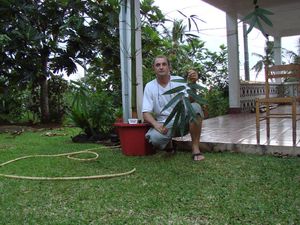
[282,38,300,64]
[251,40,274,77]
[84,0,168,104]
[0,0,114,123]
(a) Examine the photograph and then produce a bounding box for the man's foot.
[164,141,176,154]
[164,147,176,157]
[192,152,205,161]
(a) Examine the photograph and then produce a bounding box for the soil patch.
[0,124,120,146]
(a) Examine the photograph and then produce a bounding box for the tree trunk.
[39,75,50,123]
[39,47,51,124]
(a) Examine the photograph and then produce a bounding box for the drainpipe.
[243,23,250,81]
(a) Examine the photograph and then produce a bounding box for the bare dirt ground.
[0,124,120,146]
[0,124,62,134]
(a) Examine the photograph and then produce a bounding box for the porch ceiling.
[201,0,300,37]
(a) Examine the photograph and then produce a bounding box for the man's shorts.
[145,103,203,150]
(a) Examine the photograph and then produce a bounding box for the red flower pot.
[114,122,155,156]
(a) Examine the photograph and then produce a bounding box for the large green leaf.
[242,5,273,37]
[161,92,184,113]
[186,89,207,105]
[187,82,206,91]
[163,100,184,127]
[183,96,197,122]
[170,103,184,136]
[246,16,257,35]
[258,13,273,27]
[256,7,274,16]
[162,85,186,95]
[178,101,187,136]
[171,78,186,83]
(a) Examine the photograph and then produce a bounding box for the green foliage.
[162,79,207,136]
[69,81,116,137]
[204,88,229,118]
[48,75,69,123]
[282,38,300,64]
[242,0,274,37]
[0,74,69,124]
[252,40,274,77]
[0,83,37,124]
[0,0,117,123]
[0,0,229,124]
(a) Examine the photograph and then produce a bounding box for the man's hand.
[154,123,168,134]
[187,70,198,83]
[143,112,168,134]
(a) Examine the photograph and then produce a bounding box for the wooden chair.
[255,64,300,145]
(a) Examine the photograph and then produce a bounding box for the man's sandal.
[192,152,205,161]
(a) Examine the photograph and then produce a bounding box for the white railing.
[239,81,297,112]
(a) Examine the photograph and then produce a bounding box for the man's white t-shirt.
[142,75,185,123]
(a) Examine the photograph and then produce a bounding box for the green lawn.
[0,127,299,225]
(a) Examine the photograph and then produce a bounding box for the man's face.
[153,57,170,77]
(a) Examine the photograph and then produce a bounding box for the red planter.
[114,122,155,156]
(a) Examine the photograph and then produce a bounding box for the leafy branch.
[242,0,274,37]
[161,79,207,136]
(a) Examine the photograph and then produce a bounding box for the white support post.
[119,0,143,122]
[274,37,282,83]
[226,12,240,113]
[119,0,131,122]
[274,37,282,65]
[134,0,143,121]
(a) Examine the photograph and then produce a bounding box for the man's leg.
[189,103,205,161]
[189,116,204,160]
[145,126,173,150]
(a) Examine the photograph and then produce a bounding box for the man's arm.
[187,69,199,102]
[187,69,198,83]
[143,112,168,134]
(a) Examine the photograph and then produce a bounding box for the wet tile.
[180,105,300,150]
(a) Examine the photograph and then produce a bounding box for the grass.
[0,127,299,225]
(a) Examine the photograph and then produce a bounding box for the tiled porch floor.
[174,105,300,156]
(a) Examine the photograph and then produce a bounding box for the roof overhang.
[201,0,300,37]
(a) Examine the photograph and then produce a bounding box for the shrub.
[69,81,116,138]
[204,88,229,118]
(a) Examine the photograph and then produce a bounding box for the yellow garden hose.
[0,147,136,180]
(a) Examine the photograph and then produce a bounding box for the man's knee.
[145,128,171,150]
[191,102,204,118]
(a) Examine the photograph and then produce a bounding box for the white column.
[134,0,143,121]
[119,0,143,122]
[119,0,131,122]
[274,37,282,65]
[273,37,282,83]
[226,12,240,112]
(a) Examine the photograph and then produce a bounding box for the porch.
[174,105,300,157]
